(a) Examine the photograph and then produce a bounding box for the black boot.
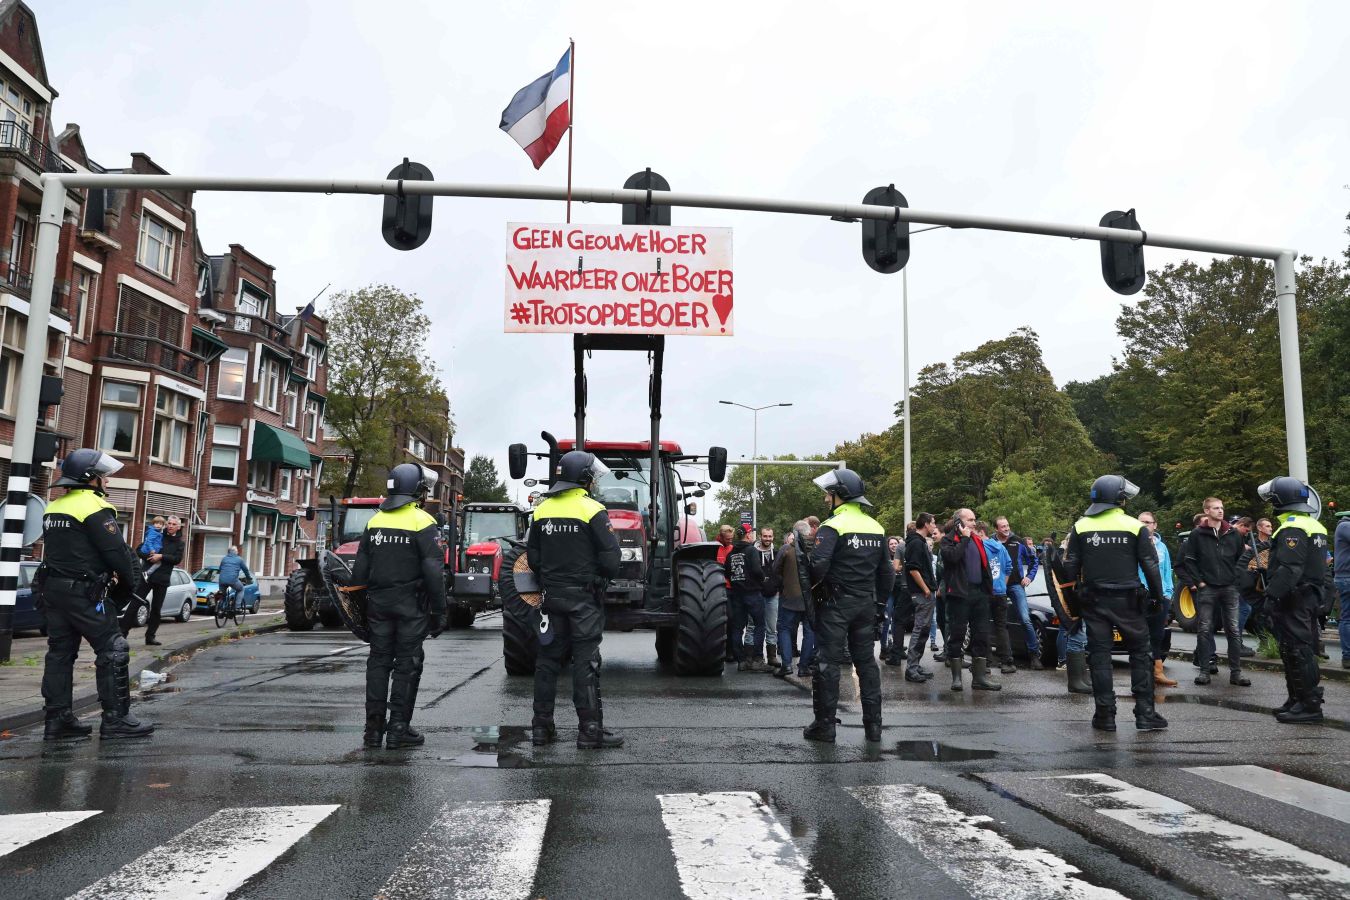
[1276,649,1325,725]
[100,710,154,739]
[971,658,1002,691]
[1134,697,1168,731]
[43,710,92,741]
[863,700,883,743]
[577,714,624,749]
[1065,651,1093,694]
[363,713,386,748]
[864,721,883,742]
[803,718,836,743]
[1091,706,1117,731]
[948,655,964,691]
[385,721,425,748]
[531,716,557,746]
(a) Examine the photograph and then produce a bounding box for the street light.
[718,400,792,529]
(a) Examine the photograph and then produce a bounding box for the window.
[407,434,428,458]
[0,313,23,413]
[151,388,193,467]
[202,534,230,568]
[0,77,34,135]
[248,459,274,492]
[137,213,177,278]
[235,282,267,330]
[73,269,96,339]
[297,469,312,508]
[283,384,299,427]
[256,356,281,410]
[217,348,247,400]
[98,380,142,455]
[245,511,271,574]
[210,424,241,483]
[196,264,210,299]
[205,509,234,529]
[279,469,292,501]
[304,339,324,380]
[303,398,320,442]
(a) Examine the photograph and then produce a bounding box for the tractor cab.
[332,497,384,559]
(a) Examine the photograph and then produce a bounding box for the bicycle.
[213,584,246,628]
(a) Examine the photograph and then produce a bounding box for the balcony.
[227,310,292,348]
[0,121,73,174]
[97,330,207,383]
[0,261,68,315]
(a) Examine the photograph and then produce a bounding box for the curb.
[0,620,288,734]
[1166,650,1349,682]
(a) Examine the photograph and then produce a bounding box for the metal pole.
[751,408,758,529]
[1273,252,1308,481]
[902,267,912,527]
[0,177,65,661]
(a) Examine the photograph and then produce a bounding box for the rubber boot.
[577,713,624,749]
[1134,697,1168,731]
[1065,651,1093,694]
[44,710,93,741]
[948,655,964,692]
[531,716,557,746]
[363,713,386,748]
[385,721,425,748]
[100,710,154,739]
[971,658,1002,691]
[1153,660,1177,687]
[863,701,883,742]
[767,645,779,668]
[803,718,837,743]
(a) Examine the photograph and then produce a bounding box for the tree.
[976,469,1058,541]
[322,285,446,498]
[463,455,510,503]
[712,456,834,538]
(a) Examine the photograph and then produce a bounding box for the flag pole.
[566,39,575,224]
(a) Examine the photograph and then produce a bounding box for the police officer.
[351,463,446,749]
[1258,476,1327,725]
[39,449,153,740]
[528,450,622,749]
[804,468,894,744]
[1062,475,1168,733]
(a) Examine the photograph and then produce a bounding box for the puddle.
[887,740,998,762]
[442,725,534,768]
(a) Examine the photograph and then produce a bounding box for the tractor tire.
[673,559,728,676]
[655,627,676,665]
[448,607,476,629]
[284,568,319,631]
[1173,585,1199,633]
[499,546,538,676]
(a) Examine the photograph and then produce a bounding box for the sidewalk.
[1165,627,1347,682]
[0,605,286,733]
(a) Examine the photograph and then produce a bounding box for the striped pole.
[0,177,65,661]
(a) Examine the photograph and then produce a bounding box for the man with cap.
[528,450,622,748]
[1259,476,1329,724]
[1062,474,1168,732]
[350,462,447,749]
[39,449,153,739]
[804,467,894,743]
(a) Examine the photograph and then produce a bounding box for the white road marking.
[1184,764,1350,825]
[1048,773,1350,898]
[374,799,550,900]
[0,810,100,857]
[326,644,364,655]
[67,804,339,900]
[846,784,1125,899]
[657,791,833,899]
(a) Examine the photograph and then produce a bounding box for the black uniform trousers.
[812,592,882,725]
[1273,586,1322,708]
[1081,588,1152,711]
[42,580,128,716]
[534,587,605,724]
[989,594,1012,663]
[365,588,429,725]
[945,591,992,659]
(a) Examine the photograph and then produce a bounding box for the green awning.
[252,422,312,469]
[191,326,229,352]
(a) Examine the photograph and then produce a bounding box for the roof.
[558,440,684,454]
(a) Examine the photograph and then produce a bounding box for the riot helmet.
[53,448,123,489]
[1257,476,1319,516]
[1085,474,1139,516]
[813,467,872,507]
[547,450,610,495]
[382,462,437,511]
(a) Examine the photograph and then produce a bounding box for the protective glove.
[428,611,445,639]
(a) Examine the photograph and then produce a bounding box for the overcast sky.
[41,1,1350,515]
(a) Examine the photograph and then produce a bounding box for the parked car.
[192,567,261,615]
[116,567,198,627]
[11,560,44,636]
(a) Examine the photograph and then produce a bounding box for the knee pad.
[106,635,130,667]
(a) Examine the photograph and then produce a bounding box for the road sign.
[739,511,753,526]
[505,223,733,336]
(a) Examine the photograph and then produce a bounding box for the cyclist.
[217,545,252,615]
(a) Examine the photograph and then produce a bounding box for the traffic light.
[382,158,434,251]
[33,374,62,464]
[622,168,671,226]
[1099,209,1145,295]
[861,185,909,274]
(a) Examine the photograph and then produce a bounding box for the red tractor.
[448,501,531,628]
[502,333,730,677]
[283,496,386,631]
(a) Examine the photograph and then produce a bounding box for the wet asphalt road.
[1,615,1348,899]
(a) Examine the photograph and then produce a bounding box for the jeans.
[1145,596,1172,661]
[1238,596,1252,633]
[1195,584,1243,674]
[763,595,779,649]
[1007,583,1040,652]
[1337,578,1350,662]
[1057,617,1087,663]
[730,590,766,660]
[778,607,816,672]
[879,594,894,649]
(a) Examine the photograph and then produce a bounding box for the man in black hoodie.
[724,524,768,672]
[1182,497,1249,686]
[900,513,940,683]
[938,508,1001,692]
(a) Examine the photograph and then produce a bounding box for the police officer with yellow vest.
[528,450,622,749]
[1258,476,1328,725]
[39,449,153,740]
[804,468,894,744]
[350,463,446,749]
[1062,475,1168,733]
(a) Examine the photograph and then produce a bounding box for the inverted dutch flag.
[499,47,571,169]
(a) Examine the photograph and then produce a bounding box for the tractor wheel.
[448,607,476,629]
[499,546,538,676]
[673,559,728,676]
[655,627,676,665]
[1173,585,1199,633]
[284,568,318,631]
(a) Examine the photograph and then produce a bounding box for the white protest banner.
[505,223,733,336]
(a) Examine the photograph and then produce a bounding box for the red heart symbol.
[711,293,733,333]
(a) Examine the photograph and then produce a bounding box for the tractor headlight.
[620,547,643,562]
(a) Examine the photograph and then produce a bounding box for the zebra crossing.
[0,765,1346,899]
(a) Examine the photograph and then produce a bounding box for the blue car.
[192,567,261,614]
[12,560,44,635]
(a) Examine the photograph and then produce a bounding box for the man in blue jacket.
[979,522,1017,674]
[996,518,1043,669]
[217,546,253,613]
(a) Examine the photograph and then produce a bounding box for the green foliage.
[712,455,834,538]
[463,455,511,503]
[976,470,1058,541]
